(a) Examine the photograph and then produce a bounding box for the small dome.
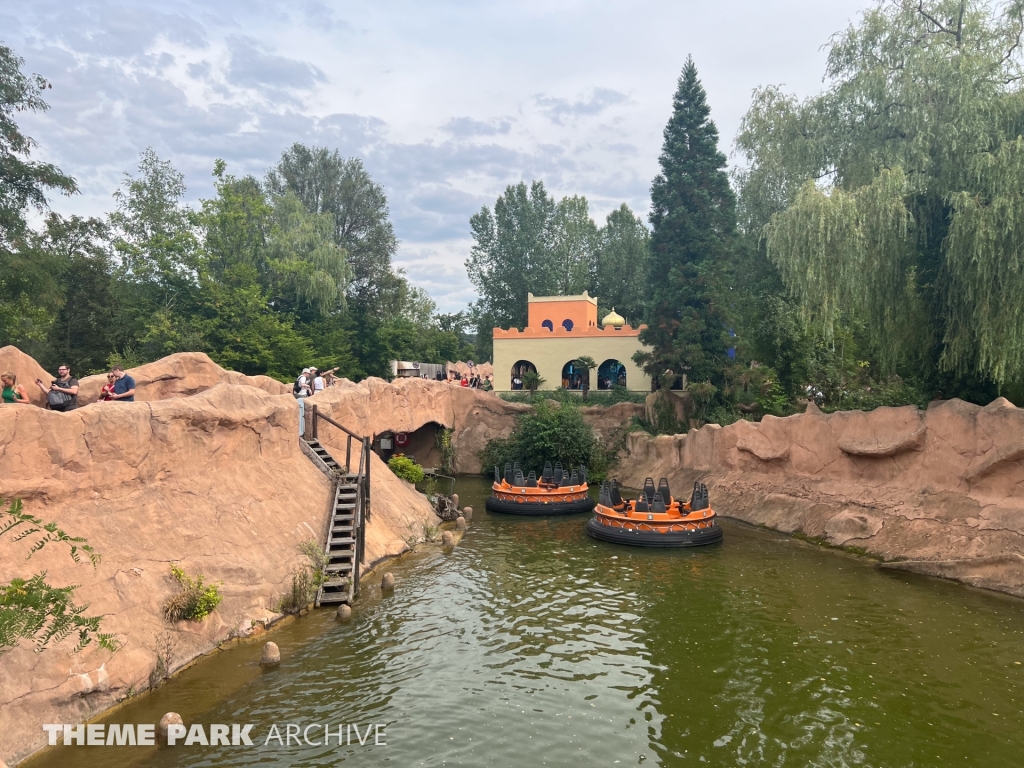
[602,308,625,328]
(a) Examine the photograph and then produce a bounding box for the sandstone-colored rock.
[381,572,395,590]
[451,493,459,508]
[260,642,280,665]
[77,352,289,404]
[0,352,456,766]
[336,604,352,620]
[159,712,183,737]
[616,398,1024,598]
[463,506,473,521]
[456,516,467,531]
[0,345,53,408]
[441,531,455,547]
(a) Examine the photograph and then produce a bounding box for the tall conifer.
[638,56,736,387]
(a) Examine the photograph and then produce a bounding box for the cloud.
[533,87,629,125]
[441,117,513,137]
[225,36,326,91]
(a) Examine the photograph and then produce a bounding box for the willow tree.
[737,0,1024,388]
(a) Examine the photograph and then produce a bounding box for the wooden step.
[325,562,353,573]
[329,536,355,545]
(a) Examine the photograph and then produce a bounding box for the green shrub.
[480,399,615,481]
[279,540,333,614]
[388,455,425,484]
[163,565,223,622]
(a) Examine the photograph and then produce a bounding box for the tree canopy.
[738,0,1024,389]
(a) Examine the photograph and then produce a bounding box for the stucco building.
[492,292,652,393]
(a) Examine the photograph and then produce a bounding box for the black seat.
[689,481,700,509]
[494,466,501,483]
[513,461,521,476]
[657,478,671,505]
[635,495,650,513]
[599,482,610,506]
[526,471,538,487]
[553,462,564,486]
[652,492,667,513]
[700,483,710,510]
[568,470,579,486]
[579,466,587,485]
[542,461,553,483]
[504,462,513,484]
[609,480,624,508]
[514,469,526,486]
[643,478,657,505]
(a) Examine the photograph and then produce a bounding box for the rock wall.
[616,399,1024,597]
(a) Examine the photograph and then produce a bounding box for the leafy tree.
[550,195,599,295]
[594,204,650,326]
[0,45,77,249]
[0,498,117,657]
[266,144,402,317]
[636,56,738,390]
[0,46,78,355]
[738,0,1024,392]
[480,400,610,479]
[466,180,558,337]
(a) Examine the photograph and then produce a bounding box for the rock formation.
[0,345,56,408]
[615,399,1024,598]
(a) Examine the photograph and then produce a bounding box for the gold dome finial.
[602,308,625,328]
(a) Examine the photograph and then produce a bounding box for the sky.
[5,0,871,313]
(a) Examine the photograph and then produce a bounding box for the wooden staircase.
[300,407,371,607]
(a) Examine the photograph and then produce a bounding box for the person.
[109,366,137,401]
[99,373,117,401]
[35,364,79,411]
[294,368,312,398]
[460,376,469,387]
[1,372,30,404]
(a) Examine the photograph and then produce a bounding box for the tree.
[637,56,738,389]
[0,45,78,356]
[266,144,402,317]
[0,45,77,250]
[737,0,1024,392]
[594,204,650,326]
[574,355,597,400]
[466,180,558,337]
[550,195,599,295]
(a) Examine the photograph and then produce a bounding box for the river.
[26,476,1024,767]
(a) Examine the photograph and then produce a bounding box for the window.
[562,319,574,332]
[541,319,553,331]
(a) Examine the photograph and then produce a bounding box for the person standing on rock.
[99,372,117,401]
[1,372,30,404]
[35,364,79,411]
[294,368,312,398]
[109,366,137,402]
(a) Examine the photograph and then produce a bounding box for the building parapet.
[493,324,646,339]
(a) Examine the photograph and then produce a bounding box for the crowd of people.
[1,365,135,411]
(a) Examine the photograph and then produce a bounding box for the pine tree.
[637,56,737,387]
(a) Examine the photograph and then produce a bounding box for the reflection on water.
[26,476,1024,767]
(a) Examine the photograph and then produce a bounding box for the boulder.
[159,712,183,737]
[260,642,281,666]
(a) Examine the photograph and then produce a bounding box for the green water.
[26,476,1024,767]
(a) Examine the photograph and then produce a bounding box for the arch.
[510,360,537,390]
[561,360,590,391]
[597,359,626,390]
[561,318,574,332]
[541,319,553,331]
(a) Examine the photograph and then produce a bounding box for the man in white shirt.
[295,368,311,398]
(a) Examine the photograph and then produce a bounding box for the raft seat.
[526,471,538,488]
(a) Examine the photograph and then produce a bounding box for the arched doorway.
[561,360,589,391]
[511,360,537,390]
[598,359,626,390]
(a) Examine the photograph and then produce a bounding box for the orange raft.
[486,462,595,516]
[586,477,723,548]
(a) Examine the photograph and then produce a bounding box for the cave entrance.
[373,421,447,470]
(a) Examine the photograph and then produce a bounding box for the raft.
[485,462,596,516]
[586,477,723,548]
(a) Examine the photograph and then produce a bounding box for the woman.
[1,372,30,404]
[99,373,117,401]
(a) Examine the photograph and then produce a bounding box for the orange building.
[493,292,651,393]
